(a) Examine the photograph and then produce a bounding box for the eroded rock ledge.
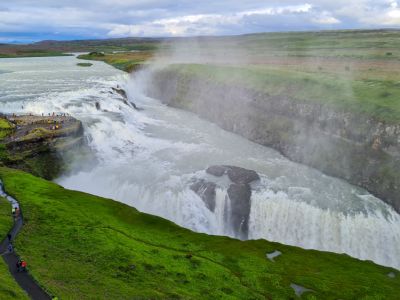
[0,114,85,179]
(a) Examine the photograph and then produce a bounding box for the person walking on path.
[15,207,20,219]
[16,259,27,272]
[7,233,11,242]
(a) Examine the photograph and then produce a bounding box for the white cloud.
[107,4,317,37]
[1,0,400,41]
[312,11,341,24]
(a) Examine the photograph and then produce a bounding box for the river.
[0,55,399,269]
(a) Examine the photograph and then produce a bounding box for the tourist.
[15,207,20,218]
[20,260,27,271]
[16,259,27,272]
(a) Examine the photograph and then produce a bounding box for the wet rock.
[112,87,128,99]
[387,272,396,278]
[290,283,313,297]
[111,87,140,111]
[206,165,227,177]
[225,166,260,184]
[266,250,282,262]
[95,102,101,110]
[206,165,260,184]
[227,183,251,239]
[190,179,217,212]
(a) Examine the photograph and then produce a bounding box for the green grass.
[0,197,12,243]
[77,51,152,72]
[0,197,30,300]
[0,51,71,58]
[0,118,14,141]
[163,63,400,123]
[0,167,398,299]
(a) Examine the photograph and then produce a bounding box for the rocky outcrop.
[111,87,140,110]
[227,183,251,240]
[191,165,260,239]
[190,179,216,212]
[206,165,260,184]
[0,115,86,180]
[149,69,400,213]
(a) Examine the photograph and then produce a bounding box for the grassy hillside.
[0,167,398,299]
[0,196,30,300]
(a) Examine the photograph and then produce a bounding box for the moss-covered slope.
[0,168,398,299]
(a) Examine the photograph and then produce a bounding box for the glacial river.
[0,55,399,269]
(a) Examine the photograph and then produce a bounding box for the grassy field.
[0,50,71,58]
[77,51,153,72]
[0,38,160,59]
[161,63,400,123]
[73,30,400,123]
[0,119,14,141]
[0,196,30,299]
[0,167,398,299]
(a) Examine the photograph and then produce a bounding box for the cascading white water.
[1,56,399,270]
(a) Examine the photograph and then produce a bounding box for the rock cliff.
[148,68,400,213]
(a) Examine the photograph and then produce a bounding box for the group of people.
[9,206,27,271]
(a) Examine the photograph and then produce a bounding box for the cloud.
[107,4,319,37]
[312,11,341,25]
[1,1,400,41]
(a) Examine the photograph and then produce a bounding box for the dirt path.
[0,182,51,300]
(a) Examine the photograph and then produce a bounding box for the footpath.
[0,180,51,300]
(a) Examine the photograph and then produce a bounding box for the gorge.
[1,55,399,271]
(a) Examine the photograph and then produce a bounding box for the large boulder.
[206,165,260,184]
[206,165,227,177]
[226,166,260,184]
[190,179,217,212]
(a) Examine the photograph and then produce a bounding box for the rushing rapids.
[0,56,399,269]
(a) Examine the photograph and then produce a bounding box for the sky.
[1,0,400,43]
